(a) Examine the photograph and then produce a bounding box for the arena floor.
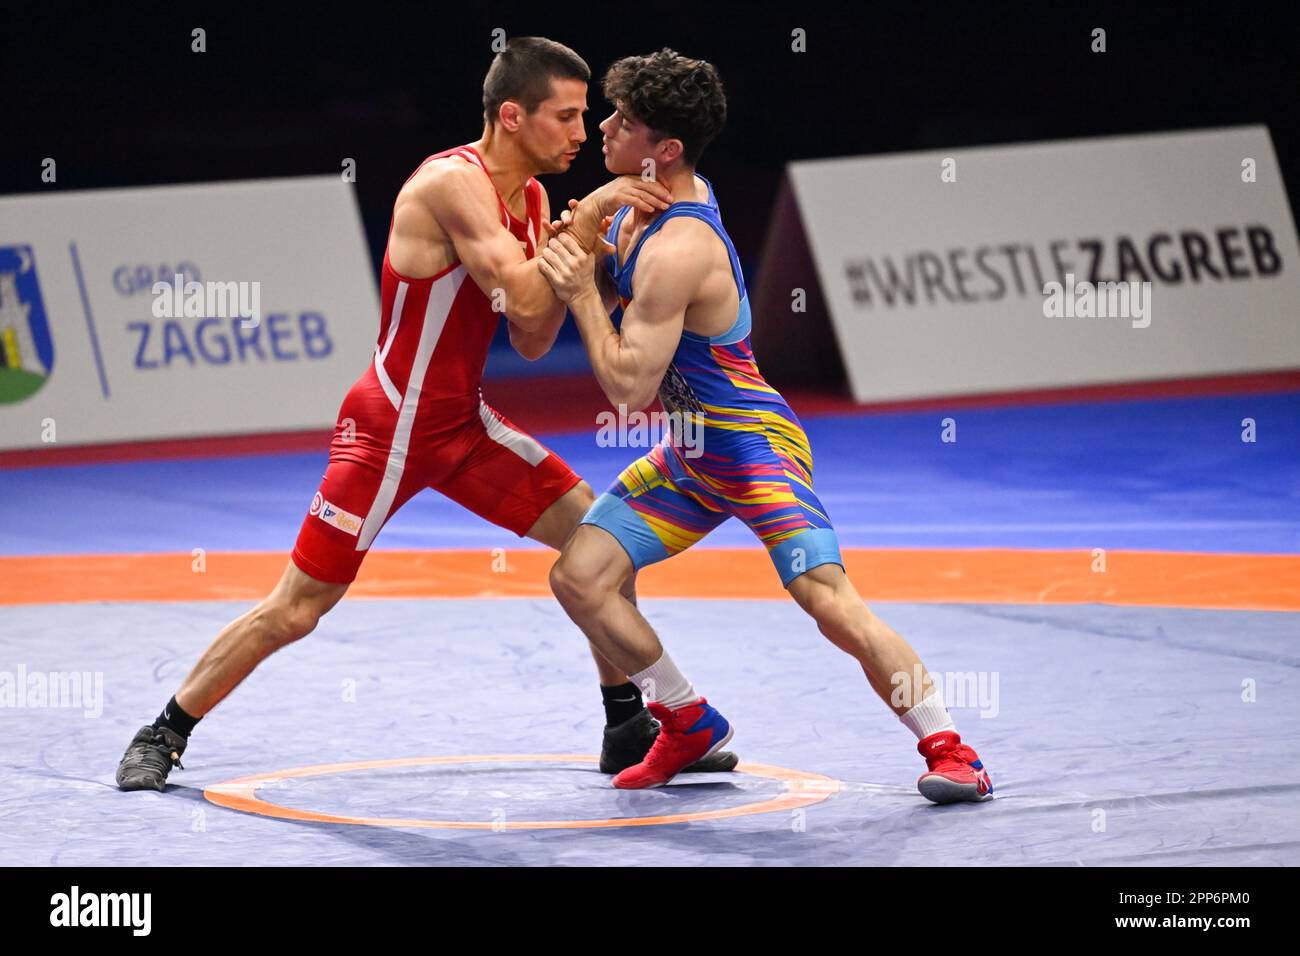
[2,388,1297,865]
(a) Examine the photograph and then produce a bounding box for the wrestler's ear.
[498,100,525,133]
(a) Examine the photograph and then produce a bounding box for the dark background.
[6,1,1298,326]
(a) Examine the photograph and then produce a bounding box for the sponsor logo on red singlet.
[316,498,362,535]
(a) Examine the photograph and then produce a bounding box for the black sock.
[153,695,200,738]
[601,682,644,728]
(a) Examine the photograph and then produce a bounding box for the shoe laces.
[642,719,686,773]
[135,731,185,772]
[927,744,974,776]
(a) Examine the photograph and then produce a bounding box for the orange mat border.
[1,548,1296,611]
[203,754,839,830]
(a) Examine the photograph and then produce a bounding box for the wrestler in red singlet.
[291,145,580,585]
[114,38,737,795]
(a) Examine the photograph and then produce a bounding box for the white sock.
[899,689,956,741]
[631,650,697,710]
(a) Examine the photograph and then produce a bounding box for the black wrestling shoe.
[599,707,739,774]
[115,725,187,791]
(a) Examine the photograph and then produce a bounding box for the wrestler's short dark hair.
[483,37,590,126]
[602,48,727,165]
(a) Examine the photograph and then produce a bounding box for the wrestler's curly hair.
[602,49,726,165]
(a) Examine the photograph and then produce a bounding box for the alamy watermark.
[152,273,261,327]
[0,664,103,718]
[891,665,1000,718]
[1042,273,1151,328]
[50,887,150,935]
[596,405,705,458]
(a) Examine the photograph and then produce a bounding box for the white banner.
[788,126,1300,402]
[0,176,379,449]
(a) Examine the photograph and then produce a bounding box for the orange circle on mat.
[203,754,840,830]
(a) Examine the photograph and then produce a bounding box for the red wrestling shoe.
[917,730,993,804]
[612,698,734,790]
